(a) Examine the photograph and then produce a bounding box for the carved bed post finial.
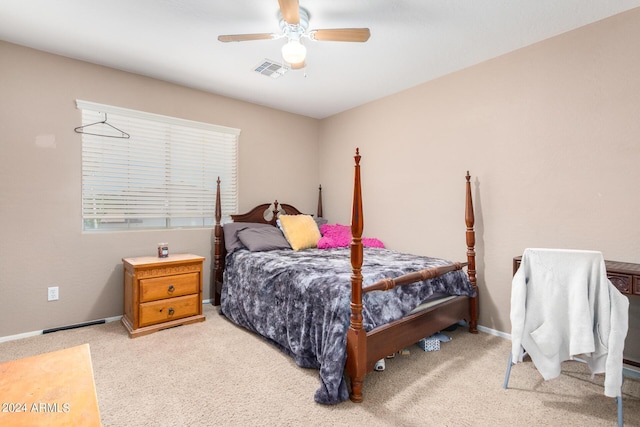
[213,177,223,306]
[215,177,222,224]
[317,185,323,218]
[272,200,280,225]
[465,171,478,333]
[347,147,366,402]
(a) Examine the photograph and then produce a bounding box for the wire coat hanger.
[74,112,130,139]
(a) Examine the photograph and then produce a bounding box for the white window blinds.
[78,100,239,231]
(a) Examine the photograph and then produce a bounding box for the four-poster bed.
[212,149,478,404]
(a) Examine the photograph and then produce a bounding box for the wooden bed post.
[346,148,366,403]
[213,177,223,306]
[465,171,478,333]
[317,185,323,218]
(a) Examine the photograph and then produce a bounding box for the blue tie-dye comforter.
[220,247,475,404]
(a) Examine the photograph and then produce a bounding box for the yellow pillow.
[279,214,321,251]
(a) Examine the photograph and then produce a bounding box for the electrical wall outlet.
[48,286,59,301]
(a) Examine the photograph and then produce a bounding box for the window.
[78,100,239,232]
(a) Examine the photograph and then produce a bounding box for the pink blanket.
[317,224,385,249]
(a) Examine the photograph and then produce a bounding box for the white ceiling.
[2,1,640,119]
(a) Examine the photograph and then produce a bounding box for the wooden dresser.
[122,253,206,338]
[513,255,640,367]
[513,256,640,296]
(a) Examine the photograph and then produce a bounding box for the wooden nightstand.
[122,253,206,338]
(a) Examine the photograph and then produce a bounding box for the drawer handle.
[168,308,175,316]
[168,285,175,293]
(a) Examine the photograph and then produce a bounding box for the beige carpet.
[1,304,638,427]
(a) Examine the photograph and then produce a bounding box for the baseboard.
[477,324,511,340]
[0,301,213,343]
[477,324,640,379]
[0,315,122,343]
[623,364,640,379]
[0,330,43,343]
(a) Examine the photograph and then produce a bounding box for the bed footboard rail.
[362,262,468,293]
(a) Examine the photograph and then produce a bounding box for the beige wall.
[1,7,639,352]
[0,41,319,337]
[319,8,640,346]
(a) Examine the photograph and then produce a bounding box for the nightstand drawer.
[139,294,200,327]
[608,273,632,294]
[140,272,199,302]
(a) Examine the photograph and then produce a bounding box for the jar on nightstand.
[157,243,169,258]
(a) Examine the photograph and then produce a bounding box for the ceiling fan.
[218,0,370,70]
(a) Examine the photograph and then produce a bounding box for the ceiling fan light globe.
[281,40,306,64]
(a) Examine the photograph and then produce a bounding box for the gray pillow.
[314,216,328,229]
[237,227,291,252]
[223,222,272,252]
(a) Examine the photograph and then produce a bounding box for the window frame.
[77,100,239,232]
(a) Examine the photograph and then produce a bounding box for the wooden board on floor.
[0,343,101,426]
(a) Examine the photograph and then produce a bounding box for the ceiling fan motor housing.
[279,7,309,41]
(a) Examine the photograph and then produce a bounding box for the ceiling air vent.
[254,59,289,79]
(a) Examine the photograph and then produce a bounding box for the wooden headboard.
[211,179,322,305]
[230,201,305,225]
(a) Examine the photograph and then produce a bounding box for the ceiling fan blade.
[310,28,371,42]
[218,33,277,42]
[278,0,300,25]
